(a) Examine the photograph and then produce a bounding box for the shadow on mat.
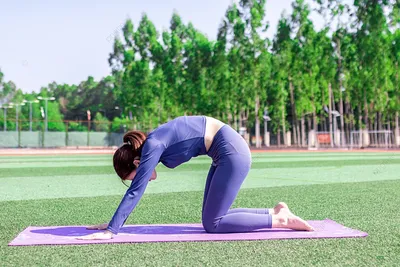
[31,225,292,237]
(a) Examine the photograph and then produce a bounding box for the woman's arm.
[77,140,165,240]
[106,140,165,235]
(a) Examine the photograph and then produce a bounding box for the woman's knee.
[202,217,219,233]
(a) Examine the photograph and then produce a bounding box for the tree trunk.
[388,114,392,148]
[289,79,298,146]
[234,113,238,132]
[339,95,344,146]
[396,112,399,147]
[363,87,368,130]
[281,93,287,146]
[313,110,317,131]
[396,61,399,147]
[349,102,354,142]
[328,83,333,147]
[159,102,163,126]
[307,116,312,134]
[345,100,350,146]
[358,105,362,147]
[312,93,317,132]
[337,38,345,147]
[310,71,317,132]
[321,82,326,132]
[374,112,378,146]
[296,123,301,147]
[301,116,305,147]
[239,110,243,128]
[255,94,260,148]
[321,114,326,132]
[277,126,281,148]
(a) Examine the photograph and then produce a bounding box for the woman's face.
[124,160,157,181]
[124,170,137,181]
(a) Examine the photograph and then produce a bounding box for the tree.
[313,0,353,145]
[93,112,110,132]
[354,0,393,134]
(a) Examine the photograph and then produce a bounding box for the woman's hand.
[77,230,113,240]
[150,169,157,181]
[86,223,109,230]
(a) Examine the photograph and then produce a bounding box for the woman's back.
[148,115,208,169]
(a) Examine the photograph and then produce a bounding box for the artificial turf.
[0,152,399,266]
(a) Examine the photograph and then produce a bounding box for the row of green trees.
[1,0,399,145]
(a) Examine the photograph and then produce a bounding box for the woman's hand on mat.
[77,230,113,240]
[86,223,109,230]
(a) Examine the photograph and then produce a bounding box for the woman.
[79,116,313,240]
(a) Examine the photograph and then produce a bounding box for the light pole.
[263,108,271,147]
[23,99,40,131]
[37,96,55,132]
[263,108,271,136]
[8,102,25,132]
[324,106,342,147]
[115,106,123,117]
[331,110,341,146]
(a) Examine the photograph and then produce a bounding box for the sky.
[0,0,326,93]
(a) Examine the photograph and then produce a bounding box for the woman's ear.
[133,159,140,167]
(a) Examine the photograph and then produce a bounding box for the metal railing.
[0,119,129,148]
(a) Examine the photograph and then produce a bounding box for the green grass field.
[1,152,400,266]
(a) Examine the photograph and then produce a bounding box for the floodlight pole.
[23,100,39,131]
[263,108,271,147]
[37,97,55,132]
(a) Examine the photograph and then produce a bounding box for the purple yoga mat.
[9,219,367,246]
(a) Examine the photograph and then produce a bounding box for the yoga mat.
[9,219,367,246]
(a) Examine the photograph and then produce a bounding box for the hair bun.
[123,131,147,150]
[125,140,132,146]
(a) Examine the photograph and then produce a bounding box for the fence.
[0,119,128,148]
[349,130,397,149]
[0,131,125,148]
[307,130,400,149]
[0,119,399,149]
[248,130,399,149]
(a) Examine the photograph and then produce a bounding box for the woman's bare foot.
[269,202,289,215]
[272,208,314,231]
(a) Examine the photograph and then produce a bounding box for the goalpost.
[308,130,344,149]
[308,130,395,149]
[350,130,394,149]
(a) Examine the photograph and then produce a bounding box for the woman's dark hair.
[113,131,147,184]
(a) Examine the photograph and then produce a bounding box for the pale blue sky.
[0,0,326,93]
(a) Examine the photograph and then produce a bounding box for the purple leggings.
[202,125,272,233]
